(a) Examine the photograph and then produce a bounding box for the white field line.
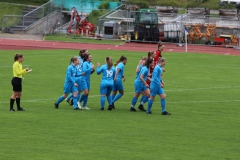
[169,63,240,69]
[0,85,239,104]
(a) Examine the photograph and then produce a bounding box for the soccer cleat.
[100,108,104,111]
[146,111,152,114]
[83,106,90,110]
[17,108,25,111]
[138,104,146,112]
[74,107,80,110]
[112,103,115,109]
[162,111,171,115]
[10,108,15,112]
[108,105,112,110]
[70,99,73,105]
[54,103,59,109]
[66,98,73,105]
[77,102,82,109]
[130,107,136,112]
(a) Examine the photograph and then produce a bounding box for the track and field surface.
[0,38,239,55]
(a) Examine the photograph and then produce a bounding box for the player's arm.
[82,63,92,73]
[67,67,75,84]
[135,60,142,73]
[14,63,28,76]
[140,73,148,88]
[96,63,102,75]
[114,68,120,82]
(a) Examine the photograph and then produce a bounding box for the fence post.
[23,16,25,28]
[2,16,4,31]
[179,14,183,45]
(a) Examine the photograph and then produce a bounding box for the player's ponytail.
[106,56,112,69]
[114,55,127,66]
[147,51,154,59]
[145,58,153,68]
[14,53,23,61]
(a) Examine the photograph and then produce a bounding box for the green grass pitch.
[0,49,239,160]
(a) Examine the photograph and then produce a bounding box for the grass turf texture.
[44,34,124,45]
[0,49,240,160]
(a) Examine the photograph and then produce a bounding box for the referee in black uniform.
[10,54,31,111]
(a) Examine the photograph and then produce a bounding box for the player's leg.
[100,84,107,110]
[112,81,124,104]
[159,88,170,115]
[130,82,141,111]
[82,82,90,109]
[147,83,157,114]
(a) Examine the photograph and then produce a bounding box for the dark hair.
[83,54,91,62]
[106,56,112,69]
[147,51,154,59]
[79,49,87,58]
[145,58,153,68]
[114,55,127,66]
[14,54,23,61]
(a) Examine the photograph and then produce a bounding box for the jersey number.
[106,70,113,77]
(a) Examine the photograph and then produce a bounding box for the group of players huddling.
[54,42,170,115]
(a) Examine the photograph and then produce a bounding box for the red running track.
[0,39,239,56]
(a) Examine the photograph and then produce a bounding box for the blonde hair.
[106,56,113,69]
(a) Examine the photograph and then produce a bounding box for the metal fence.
[2,0,62,33]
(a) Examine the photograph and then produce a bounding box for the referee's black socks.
[10,98,15,109]
[16,98,21,109]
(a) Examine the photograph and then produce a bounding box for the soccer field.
[0,49,239,160]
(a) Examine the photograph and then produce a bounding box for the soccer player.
[96,57,116,110]
[78,54,95,109]
[54,57,80,110]
[130,58,154,112]
[10,54,31,111]
[155,41,164,65]
[137,51,156,111]
[147,57,170,115]
[111,55,127,109]
[66,49,88,106]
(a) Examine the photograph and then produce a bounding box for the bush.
[98,2,109,10]
[126,0,149,8]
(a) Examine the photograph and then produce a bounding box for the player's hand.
[26,67,29,71]
[145,84,149,88]
[114,77,117,82]
[162,67,166,72]
[96,62,100,67]
[123,76,126,82]
[161,83,164,88]
[81,72,85,75]
[74,83,78,87]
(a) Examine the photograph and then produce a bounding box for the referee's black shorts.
[11,77,22,92]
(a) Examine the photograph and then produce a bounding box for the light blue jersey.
[65,64,77,85]
[97,64,116,85]
[136,64,143,79]
[151,65,162,86]
[76,56,83,77]
[136,66,148,83]
[115,62,124,80]
[82,61,93,82]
